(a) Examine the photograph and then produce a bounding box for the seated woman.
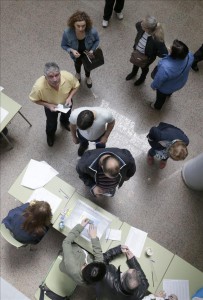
[2,200,52,244]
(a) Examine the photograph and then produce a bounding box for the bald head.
[101,155,120,178]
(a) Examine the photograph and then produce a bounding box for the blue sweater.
[151,52,194,94]
[2,203,47,244]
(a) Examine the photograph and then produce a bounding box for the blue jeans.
[77,130,106,149]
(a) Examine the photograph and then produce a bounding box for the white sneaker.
[75,73,81,82]
[116,12,124,20]
[102,20,109,28]
[86,77,92,88]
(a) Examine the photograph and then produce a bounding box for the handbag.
[130,49,149,68]
[39,284,70,300]
[82,48,104,72]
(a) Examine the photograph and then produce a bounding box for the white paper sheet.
[0,107,9,123]
[125,227,148,258]
[64,200,111,241]
[0,86,4,91]
[55,104,70,113]
[163,279,190,300]
[27,187,62,214]
[105,229,121,241]
[21,159,59,189]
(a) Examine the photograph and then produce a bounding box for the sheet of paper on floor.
[64,200,111,241]
[21,159,58,189]
[163,279,190,300]
[125,227,148,258]
[27,187,62,214]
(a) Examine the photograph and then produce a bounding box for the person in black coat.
[126,15,168,85]
[95,245,149,300]
[147,122,189,169]
[76,148,136,197]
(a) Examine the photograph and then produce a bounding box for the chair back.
[0,223,26,248]
[35,254,77,299]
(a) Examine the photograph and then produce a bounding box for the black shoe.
[60,122,70,131]
[191,64,199,72]
[78,144,88,156]
[47,135,54,147]
[86,77,92,89]
[126,72,137,81]
[134,77,145,86]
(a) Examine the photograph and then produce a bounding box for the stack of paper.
[125,227,148,258]
[27,187,62,214]
[21,159,58,189]
[163,279,190,300]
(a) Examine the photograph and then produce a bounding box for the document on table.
[105,229,121,241]
[125,227,148,258]
[21,159,59,189]
[55,104,70,113]
[64,200,111,241]
[0,107,9,123]
[163,279,190,300]
[27,187,62,214]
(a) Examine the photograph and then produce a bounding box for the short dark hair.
[170,39,189,59]
[102,156,120,178]
[82,262,106,284]
[77,110,94,130]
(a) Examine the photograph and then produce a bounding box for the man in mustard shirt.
[29,62,80,146]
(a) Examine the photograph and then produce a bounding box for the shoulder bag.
[130,49,149,68]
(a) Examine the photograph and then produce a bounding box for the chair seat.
[0,223,26,248]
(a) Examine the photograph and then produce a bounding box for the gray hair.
[121,269,141,293]
[44,62,60,76]
[143,15,157,31]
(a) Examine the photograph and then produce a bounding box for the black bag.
[82,48,104,72]
[39,284,70,300]
[151,66,158,79]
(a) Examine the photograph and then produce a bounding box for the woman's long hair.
[22,201,52,236]
[68,11,92,31]
[142,15,165,42]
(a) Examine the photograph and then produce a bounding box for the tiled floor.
[1,1,203,299]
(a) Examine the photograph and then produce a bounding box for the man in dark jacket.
[147,122,189,169]
[95,245,149,300]
[76,148,136,197]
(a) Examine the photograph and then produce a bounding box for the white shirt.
[69,107,114,140]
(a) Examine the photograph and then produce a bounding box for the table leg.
[18,111,32,127]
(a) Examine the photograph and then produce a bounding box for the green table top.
[158,254,203,297]
[53,191,123,254]
[8,162,76,223]
[0,92,21,131]
[108,222,175,293]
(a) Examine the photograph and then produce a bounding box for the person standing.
[126,15,168,85]
[150,39,194,110]
[102,0,125,28]
[76,148,136,197]
[61,11,100,88]
[69,107,115,156]
[191,43,203,71]
[147,122,189,169]
[29,62,80,146]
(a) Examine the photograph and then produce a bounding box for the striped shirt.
[136,32,150,54]
[96,166,120,194]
